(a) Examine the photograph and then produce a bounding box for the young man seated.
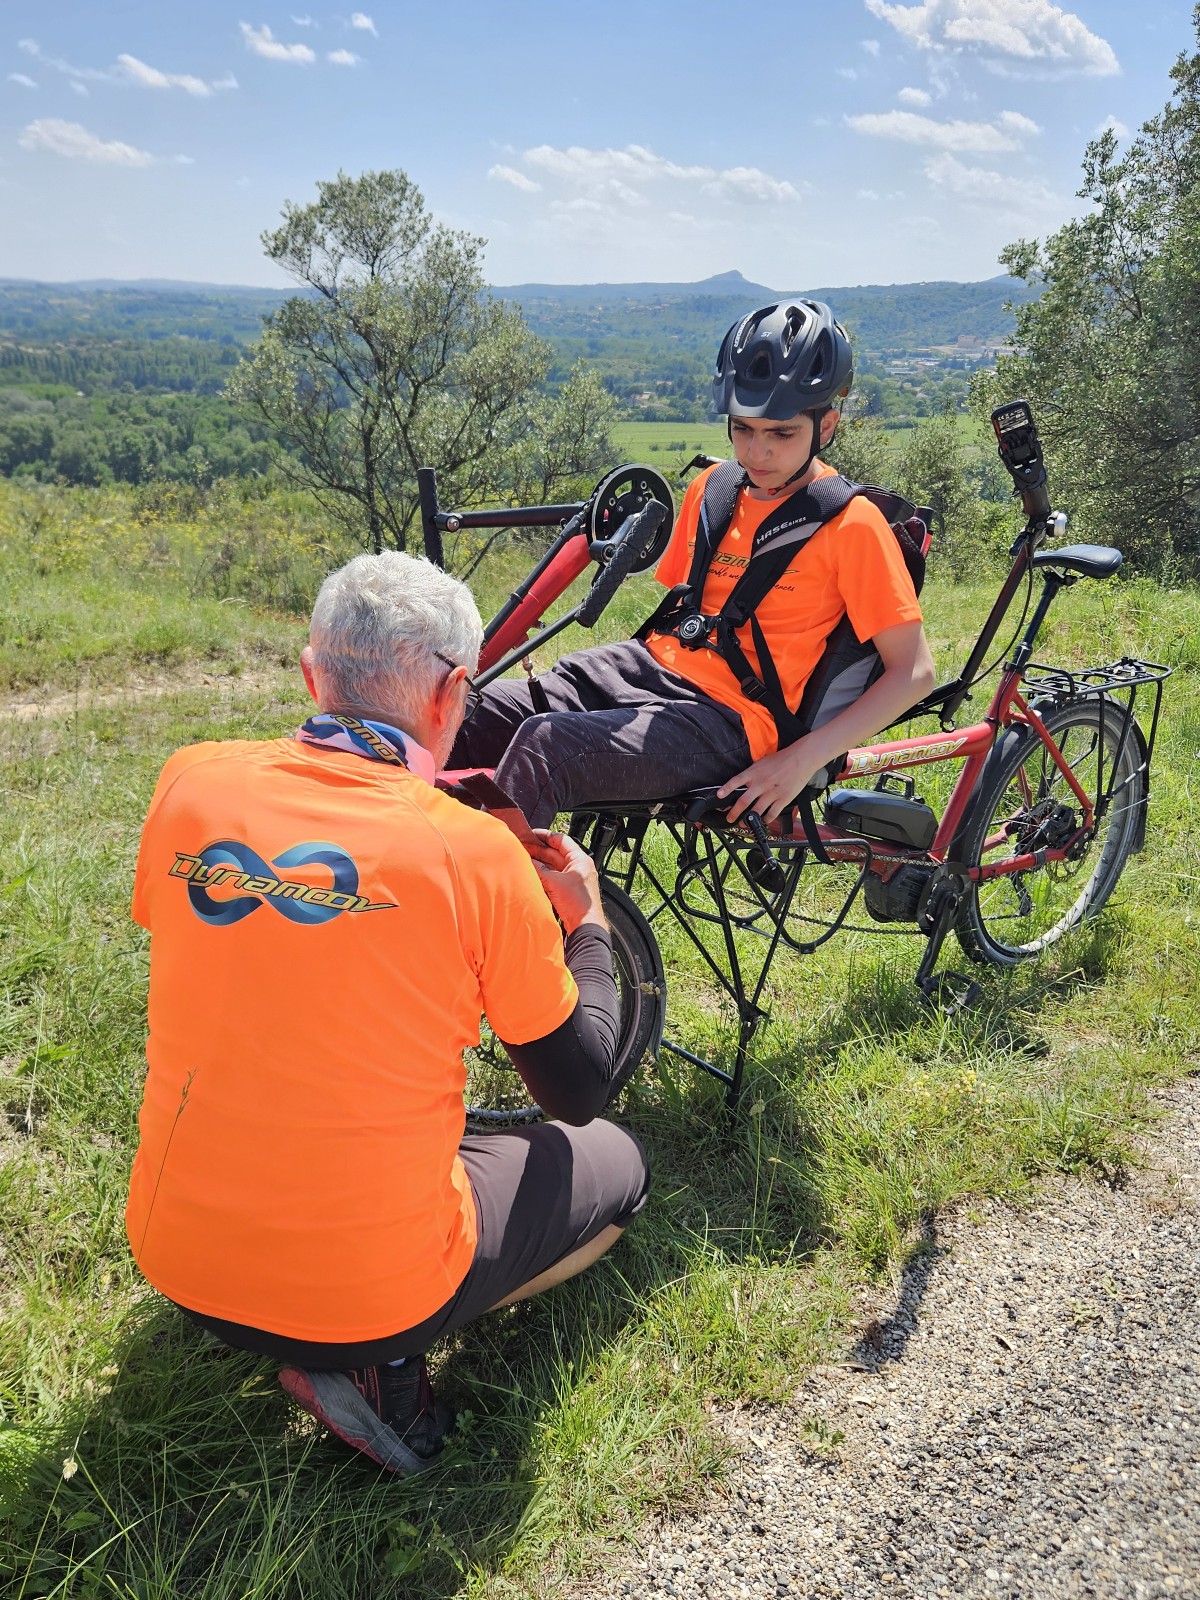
[451,299,936,828]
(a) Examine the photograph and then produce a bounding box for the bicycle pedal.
[745,843,786,893]
[916,971,983,1015]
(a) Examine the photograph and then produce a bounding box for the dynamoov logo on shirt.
[169,840,396,927]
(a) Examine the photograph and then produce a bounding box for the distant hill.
[494,269,1037,356]
[0,269,1035,355]
[0,281,286,343]
[0,271,1033,435]
[492,269,779,302]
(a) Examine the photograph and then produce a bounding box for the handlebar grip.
[576,502,667,628]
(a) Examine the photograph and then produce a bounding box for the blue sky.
[1,1,1196,289]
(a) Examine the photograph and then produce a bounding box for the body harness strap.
[638,463,864,746]
[638,462,931,859]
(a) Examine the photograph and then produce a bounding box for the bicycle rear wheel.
[954,699,1144,966]
[465,882,665,1125]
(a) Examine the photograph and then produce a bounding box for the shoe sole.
[279,1368,434,1475]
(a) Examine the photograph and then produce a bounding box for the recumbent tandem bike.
[419,404,1170,1115]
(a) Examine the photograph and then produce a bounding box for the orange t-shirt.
[125,738,577,1343]
[645,462,923,760]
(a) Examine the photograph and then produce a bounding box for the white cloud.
[846,108,1037,151]
[898,84,931,105]
[863,0,1118,78]
[1095,113,1129,138]
[8,73,37,88]
[350,12,377,33]
[521,143,797,203]
[117,54,233,96]
[19,38,108,82]
[857,187,881,200]
[703,166,798,204]
[19,118,155,166]
[239,23,316,63]
[291,13,317,24]
[997,109,1040,135]
[862,38,882,55]
[488,163,542,193]
[837,67,859,80]
[19,39,234,94]
[69,81,89,97]
[492,143,800,248]
[923,150,1057,209]
[328,49,360,65]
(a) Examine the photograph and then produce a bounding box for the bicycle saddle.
[1031,543,1123,579]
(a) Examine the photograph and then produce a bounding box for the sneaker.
[279,1355,454,1475]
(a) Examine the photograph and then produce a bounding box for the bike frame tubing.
[479,532,592,673]
[445,470,1091,882]
[804,570,1095,879]
[417,465,596,671]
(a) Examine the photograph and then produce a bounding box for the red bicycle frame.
[813,677,1094,882]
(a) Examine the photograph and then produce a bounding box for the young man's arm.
[719,619,936,825]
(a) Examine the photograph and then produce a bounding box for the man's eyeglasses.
[433,650,482,721]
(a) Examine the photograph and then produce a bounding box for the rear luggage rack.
[1021,657,1172,697]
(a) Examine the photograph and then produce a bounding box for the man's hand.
[531,831,608,935]
[718,738,826,827]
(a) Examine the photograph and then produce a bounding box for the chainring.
[588,464,675,572]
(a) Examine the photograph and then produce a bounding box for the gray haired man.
[125,551,649,1475]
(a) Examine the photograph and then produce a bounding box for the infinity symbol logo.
[169,840,395,927]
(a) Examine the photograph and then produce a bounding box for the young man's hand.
[717,621,936,827]
[718,738,827,827]
[530,831,609,934]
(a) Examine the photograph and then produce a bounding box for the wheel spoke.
[956,702,1142,964]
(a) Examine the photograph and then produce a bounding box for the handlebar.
[576,501,667,628]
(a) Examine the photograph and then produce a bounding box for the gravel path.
[573,1076,1199,1600]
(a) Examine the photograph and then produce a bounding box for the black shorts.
[180,1119,650,1370]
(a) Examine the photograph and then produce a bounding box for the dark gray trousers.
[450,639,752,827]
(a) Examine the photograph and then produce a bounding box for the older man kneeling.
[125,552,649,1475]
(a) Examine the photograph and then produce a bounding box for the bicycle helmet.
[712,300,853,421]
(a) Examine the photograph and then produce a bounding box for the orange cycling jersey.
[126,737,577,1344]
[645,461,923,761]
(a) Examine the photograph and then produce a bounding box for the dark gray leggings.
[450,639,752,827]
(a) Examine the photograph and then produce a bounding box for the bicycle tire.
[464,881,665,1126]
[954,699,1145,966]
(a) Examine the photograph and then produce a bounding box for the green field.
[611,419,730,467]
[611,412,984,467]
[1,476,1197,1599]
[879,410,984,442]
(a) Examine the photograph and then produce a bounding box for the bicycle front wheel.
[465,881,664,1124]
[955,699,1145,966]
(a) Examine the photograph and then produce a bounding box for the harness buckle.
[676,611,714,648]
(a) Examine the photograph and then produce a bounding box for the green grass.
[1,479,1198,1598]
[879,410,981,441]
[611,420,729,471]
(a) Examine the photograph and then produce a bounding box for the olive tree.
[229,169,614,558]
[978,12,1200,575]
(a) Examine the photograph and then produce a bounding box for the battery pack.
[823,788,938,851]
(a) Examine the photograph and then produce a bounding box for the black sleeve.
[497,923,619,1126]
